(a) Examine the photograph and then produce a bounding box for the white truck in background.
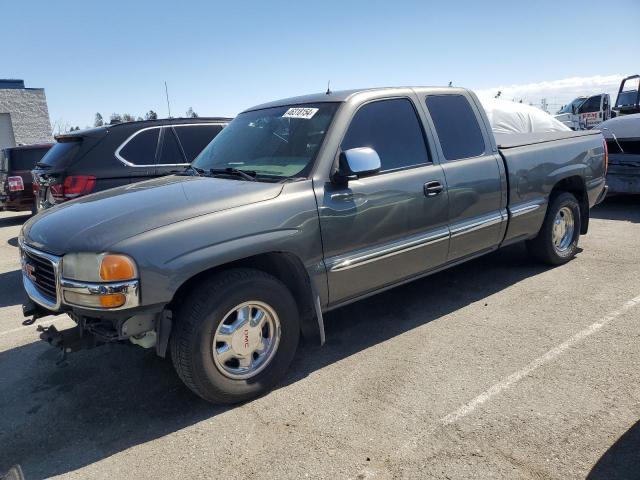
[555,93,611,130]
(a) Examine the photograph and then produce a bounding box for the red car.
[0,144,53,213]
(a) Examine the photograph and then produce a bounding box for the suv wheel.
[170,268,299,404]
[527,192,581,265]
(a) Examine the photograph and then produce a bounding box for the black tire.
[526,192,581,265]
[170,268,300,404]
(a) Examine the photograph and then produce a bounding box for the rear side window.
[118,128,159,165]
[175,124,224,162]
[39,142,81,168]
[158,128,186,165]
[425,95,485,160]
[341,98,429,172]
[9,147,51,171]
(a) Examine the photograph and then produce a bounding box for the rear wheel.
[170,268,300,404]
[527,192,581,265]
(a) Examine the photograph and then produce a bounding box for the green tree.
[94,113,104,127]
[109,113,122,124]
[122,113,135,122]
[186,107,198,118]
[145,110,158,121]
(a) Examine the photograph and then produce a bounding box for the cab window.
[425,95,486,161]
[341,98,429,172]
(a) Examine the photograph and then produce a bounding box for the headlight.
[61,253,139,309]
[62,253,138,282]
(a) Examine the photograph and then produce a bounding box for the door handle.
[331,193,354,201]
[424,181,444,197]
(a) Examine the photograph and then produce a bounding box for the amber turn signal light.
[98,293,126,308]
[99,255,137,281]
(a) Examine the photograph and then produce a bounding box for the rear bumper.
[607,172,640,194]
[0,192,33,211]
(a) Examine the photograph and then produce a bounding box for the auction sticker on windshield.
[283,107,319,119]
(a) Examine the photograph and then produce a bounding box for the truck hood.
[22,175,284,255]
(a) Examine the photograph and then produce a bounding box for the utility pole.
[164,81,172,118]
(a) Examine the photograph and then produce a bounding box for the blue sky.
[2,0,639,129]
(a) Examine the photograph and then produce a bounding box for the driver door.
[317,98,450,305]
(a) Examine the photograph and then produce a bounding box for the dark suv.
[33,117,230,210]
[0,144,53,212]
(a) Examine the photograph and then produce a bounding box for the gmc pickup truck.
[19,87,608,404]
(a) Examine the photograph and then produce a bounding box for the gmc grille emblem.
[24,262,37,282]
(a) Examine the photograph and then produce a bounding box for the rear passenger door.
[154,124,225,177]
[116,127,161,184]
[155,127,187,176]
[174,124,224,162]
[423,94,506,261]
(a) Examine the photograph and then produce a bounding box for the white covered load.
[478,97,570,134]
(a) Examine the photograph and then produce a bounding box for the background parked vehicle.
[600,113,640,194]
[554,93,611,130]
[20,86,607,404]
[0,143,52,212]
[32,117,230,211]
[613,75,640,117]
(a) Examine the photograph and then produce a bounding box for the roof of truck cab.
[244,86,470,112]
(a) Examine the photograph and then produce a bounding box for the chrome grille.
[24,250,57,304]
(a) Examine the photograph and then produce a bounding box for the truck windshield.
[557,97,586,114]
[193,103,339,180]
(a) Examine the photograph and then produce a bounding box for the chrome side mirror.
[336,147,381,181]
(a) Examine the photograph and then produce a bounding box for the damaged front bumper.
[19,241,172,359]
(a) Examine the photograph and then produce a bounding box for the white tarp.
[478,97,571,134]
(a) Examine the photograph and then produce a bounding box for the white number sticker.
[282,107,319,119]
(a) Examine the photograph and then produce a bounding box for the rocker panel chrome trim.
[328,228,450,272]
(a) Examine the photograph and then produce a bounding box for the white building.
[0,79,53,150]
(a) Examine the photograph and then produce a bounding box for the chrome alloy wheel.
[552,206,575,253]
[212,301,281,380]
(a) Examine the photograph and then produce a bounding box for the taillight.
[7,176,24,192]
[50,175,96,201]
[603,138,609,175]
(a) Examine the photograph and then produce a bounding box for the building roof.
[0,79,44,91]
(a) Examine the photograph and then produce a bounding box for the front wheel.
[170,268,300,404]
[527,192,581,265]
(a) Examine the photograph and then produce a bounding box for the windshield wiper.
[209,168,257,181]
[175,165,205,176]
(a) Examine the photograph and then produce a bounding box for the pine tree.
[94,113,104,127]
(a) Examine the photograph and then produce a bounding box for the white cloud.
[475,74,627,112]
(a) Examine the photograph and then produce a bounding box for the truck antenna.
[164,81,172,118]
[326,80,332,95]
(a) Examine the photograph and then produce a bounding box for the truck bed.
[495,130,602,149]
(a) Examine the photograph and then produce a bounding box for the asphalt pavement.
[0,196,639,479]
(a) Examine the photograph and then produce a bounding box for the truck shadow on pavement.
[591,195,640,223]
[0,244,554,479]
[587,420,640,480]
[0,269,26,308]
[0,214,30,228]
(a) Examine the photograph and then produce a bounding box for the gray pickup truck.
[20,87,607,404]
